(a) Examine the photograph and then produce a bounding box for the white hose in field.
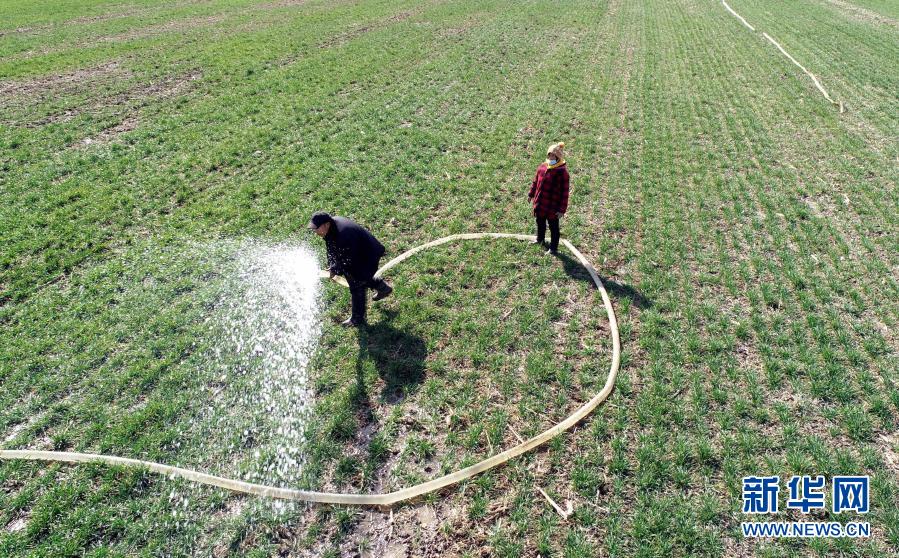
[720,0,844,113]
[0,233,620,507]
[721,0,755,31]
[761,32,844,113]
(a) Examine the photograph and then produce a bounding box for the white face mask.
[548,158,558,165]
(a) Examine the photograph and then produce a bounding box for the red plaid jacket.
[528,162,569,219]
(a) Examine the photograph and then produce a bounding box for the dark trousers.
[535,216,560,251]
[347,273,389,322]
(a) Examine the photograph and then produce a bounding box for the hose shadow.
[556,250,653,309]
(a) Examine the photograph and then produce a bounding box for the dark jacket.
[528,163,570,219]
[325,216,386,280]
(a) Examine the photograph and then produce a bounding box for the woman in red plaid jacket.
[528,142,569,255]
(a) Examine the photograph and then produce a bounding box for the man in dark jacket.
[309,211,393,327]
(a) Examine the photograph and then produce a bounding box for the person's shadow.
[556,250,653,310]
[352,310,427,415]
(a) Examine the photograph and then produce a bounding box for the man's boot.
[372,279,393,301]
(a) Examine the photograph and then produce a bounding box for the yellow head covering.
[545,142,566,169]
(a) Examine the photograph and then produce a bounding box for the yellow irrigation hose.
[761,32,845,113]
[0,233,620,507]
[720,0,845,113]
[721,0,755,31]
[318,269,349,287]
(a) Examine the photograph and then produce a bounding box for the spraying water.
[189,240,323,501]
